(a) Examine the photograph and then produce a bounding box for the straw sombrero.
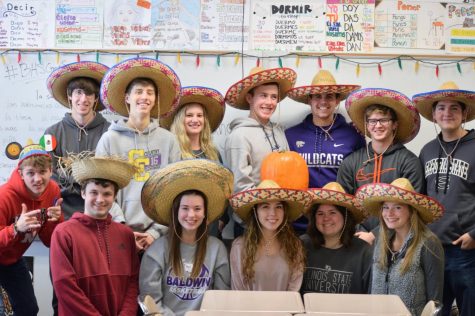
[225,67,297,110]
[345,88,420,144]
[287,70,361,104]
[307,182,366,223]
[71,156,137,189]
[230,180,312,222]
[141,159,234,226]
[47,61,109,111]
[100,57,181,118]
[160,86,225,132]
[355,178,444,224]
[412,81,475,122]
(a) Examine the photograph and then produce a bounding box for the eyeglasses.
[366,118,393,126]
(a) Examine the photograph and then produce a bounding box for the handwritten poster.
[325,0,375,53]
[200,0,250,51]
[55,0,104,48]
[250,0,327,51]
[446,2,475,54]
[103,0,152,49]
[0,0,55,48]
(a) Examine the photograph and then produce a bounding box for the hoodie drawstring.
[96,220,111,268]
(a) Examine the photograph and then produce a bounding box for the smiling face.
[69,88,98,118]
[19,165,52,198]
[125,82,157,119]
[255,201,285,233]
[82,181,116,219]
[432,100,466,134]
[366,110,398,143]
[184,103,205,137]
[247,83,279,124]
[381,201,412,233]
[177,193,206,235]
[309,93,339,125]
[315,204,345,240]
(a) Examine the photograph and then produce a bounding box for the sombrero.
[287,70,361,104]
[230,180,312,222]
[412,81,475,122]
[225,66,297,110]
[141,159,234,226]
[160,86,225,132]
[47,61,109,111]
[345,88,421,144]
[100,57,181,118]
[307,182,367,223]
[355,178,444,224]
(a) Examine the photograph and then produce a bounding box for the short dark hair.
[364,104,397,121]
[125,77,158,98]
[67,77,100,98]
[81,178,119,196]
[432,100,466,112]
[247,82,279,96]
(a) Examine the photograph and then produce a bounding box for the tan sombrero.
[307,182,367,223]
[141,159,234,226]
[230,180,312,222]
[225,66,297,110]
[71,156,137,189]
[345,88,421,144]
[287,70,361,104]
[160,86,225,132]
[355,178,444,224]
[100,57,181,118]
[412,81,475,122]
[47,61,109,111]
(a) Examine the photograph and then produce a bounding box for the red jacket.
[0,167,62,265]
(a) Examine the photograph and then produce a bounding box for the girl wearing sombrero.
[356,178,444,316]
[140,159,233,316]
[300,182,372,295]
[229,180,311,291]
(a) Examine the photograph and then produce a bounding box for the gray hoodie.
[95,118,181,238]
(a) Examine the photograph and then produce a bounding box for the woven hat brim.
[355,183,444,224]
[229,188,312,222]
[160,86,225,132]
[345,88,421,144]
[413,89,475,122]
[141,160,234,226]
[100,58,181,118]
[287,84,361,104]
[306,188,366,223]
[71,158,136,189]
[47,61,108,111]
[225,68,297,110]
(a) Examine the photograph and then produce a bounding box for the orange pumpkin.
[260,151,309,190]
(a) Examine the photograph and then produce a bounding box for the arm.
[400,151,426,194]
[94,134,111,156]
[109,202,126,223]
[212,240,230,290]
[422,236,444,303]
[118,232,140,316]
[336,156,356,195]
[230,238,247,290]
[38,191,64,247]
[287,260,304,291]
[0,199,19,248]
[169,137,182,163]
[224,133,255,193]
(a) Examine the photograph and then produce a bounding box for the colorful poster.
[55,0,104,48]
[151,0,200,50]
[0,0,55,48]
[250,0,327,51]
[446,2,475,54]
[200,0,250,51]
[103,0,152,49]
[374,0,445,50]
[325,0,375,53]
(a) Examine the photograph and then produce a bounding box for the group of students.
[0,57,473,316]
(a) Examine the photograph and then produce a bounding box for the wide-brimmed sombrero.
[47,61,109,111]
[141,159,233,226]
[160,86,225,132]
[100,57,181,118]
[355,178,444,224]
[412,81,475,122]
[307,182,366,223]
[230,180,312,222]
[225,67,297,110]
[287,70,361,104]
[345,88,420,144]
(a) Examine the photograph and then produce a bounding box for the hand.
[16,204,42,233]
[355,231,376,245]
[47,198,63,222]
[134,232,155,251]
[452,233,475,250]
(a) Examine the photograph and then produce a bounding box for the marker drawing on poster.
[446,2,475,54]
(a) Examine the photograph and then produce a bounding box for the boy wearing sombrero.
[50,155,139,316]
[224,67,296,236]
[95,58,181,251]
[45,62,110,219]
[414,82,475,316]
[336,88,424,244]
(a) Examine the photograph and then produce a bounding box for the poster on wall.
[446,2,475,54]
[374,0,445,50]
[151,0,200,50]
[325,0,375,53]
[249,0,327,52]
[0,0,55,48]
[200,0,250,51]
[103,0,151,49]
[55,0,104,48]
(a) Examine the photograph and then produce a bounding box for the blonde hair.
[170,103,219,161]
